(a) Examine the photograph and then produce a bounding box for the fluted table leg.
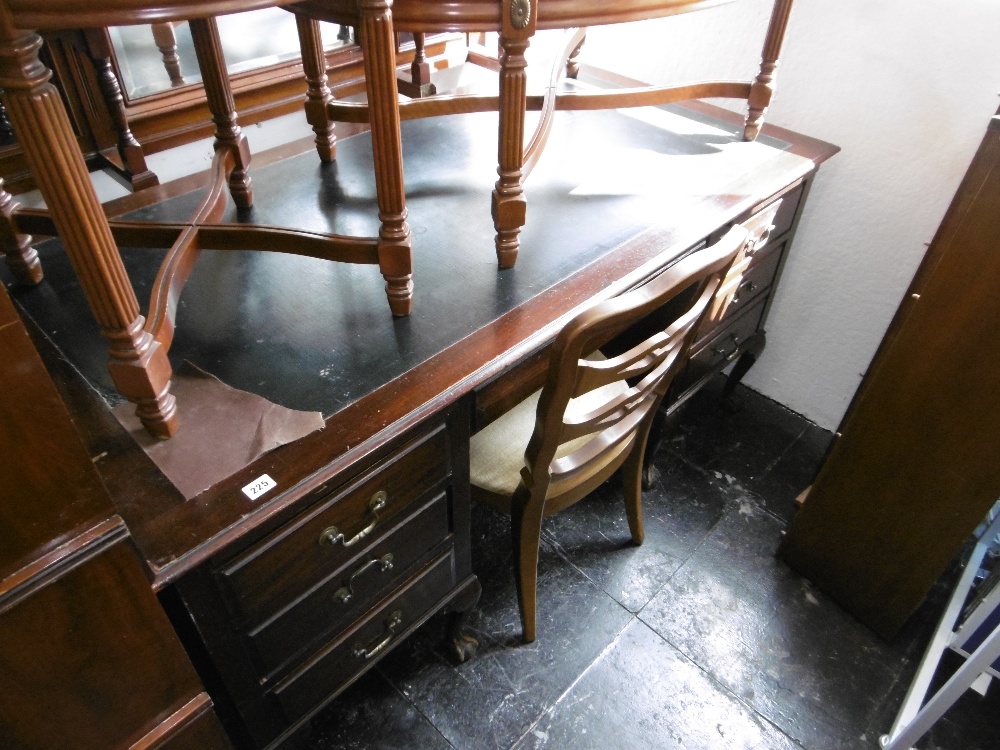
[359,0,412,316]
[0,25,177,438]
[190,17,253,209]
[493,0,536,269]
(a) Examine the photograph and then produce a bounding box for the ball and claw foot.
[450,632,479,664]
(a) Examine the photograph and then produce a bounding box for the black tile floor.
[300,376,1000,750]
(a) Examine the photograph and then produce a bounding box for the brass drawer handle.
[746,223,774,256]
[319,491,387,549]
[334,553,395,604]
[712,333,742,363]
[732,279,756,305]
[353,610,403,661]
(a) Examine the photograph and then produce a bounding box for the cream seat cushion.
[470,353,630,498]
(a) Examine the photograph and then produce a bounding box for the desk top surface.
[5,98,835,585]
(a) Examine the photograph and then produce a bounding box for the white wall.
[577,0,1000,430]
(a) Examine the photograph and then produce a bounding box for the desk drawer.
[272,548,458,722]
[218,424,451,624]
[695,238,785,348]
[247,491,453,679]
[678,296,768,395]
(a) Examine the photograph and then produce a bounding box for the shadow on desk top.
[2,103,827,584]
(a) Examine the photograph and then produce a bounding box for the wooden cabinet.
[0,285,231,750]
[778,110,1000,639]
[169,403,479,749]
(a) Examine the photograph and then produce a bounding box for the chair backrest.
[521,225,751,507]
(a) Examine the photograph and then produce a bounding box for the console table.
[4,92,835,747]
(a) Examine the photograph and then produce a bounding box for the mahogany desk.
[5,99,835,748]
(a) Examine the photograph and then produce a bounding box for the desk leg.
[190,18,253,210]
[295,14,336,163]
[722,329,766,409]
[445,577,481,664]
[0,29,177,437]
[359,0,413,316]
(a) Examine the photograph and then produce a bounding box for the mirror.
[108,8,354,100]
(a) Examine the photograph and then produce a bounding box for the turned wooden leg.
[396,32,435,98]
[0,177,40,284]
[189,18,253,210]
[744,0,795,141]
[151,22,185,87]
[723,329,767,410]
[493,0,536,269]
[0,28,177,438]
[0,99,14,141]
[511,490,543,643]
[410,33,431,86]
[295,14,336,163]
[83,29,158,191]
[445,577,482,663]
[622,435,649,546]
[359,0,413,316]
[565,31,586,79]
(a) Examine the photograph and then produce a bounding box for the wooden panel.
[0,542,212,750]
[779,114,1000,638]
[0,287,112,590]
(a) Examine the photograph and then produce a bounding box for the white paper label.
[242,474,276,501]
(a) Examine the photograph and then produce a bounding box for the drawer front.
[678,296,768,395]
[247,491,453,680]
[696,238,785,348]
[219,424,451,624]
[272,549,458,721]
[769,183,803,239]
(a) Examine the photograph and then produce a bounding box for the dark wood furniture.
[778,109,1000,640]
[469,225,750,643]
[0,20,448,194]
[292,0,796,267]
[0,282,232,750]
[0,0,416,442]
[4,96,835,747]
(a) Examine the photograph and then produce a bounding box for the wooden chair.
[469,225,751,642]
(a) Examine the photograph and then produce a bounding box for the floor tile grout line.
[373,646,463,750]
[634,607,811,750]
[506,613,639,750]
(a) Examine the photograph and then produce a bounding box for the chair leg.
[511,492,544,643]
[492,30,530,270]
[358,0,414,316]
[190,18,253,210]
[295,14,337,163]
[621,441,646,546]
[744,0,795,141]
